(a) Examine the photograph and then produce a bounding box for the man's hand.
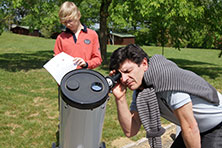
[110,70,141,137]
[109,70,126,99]
[73,57,87,67]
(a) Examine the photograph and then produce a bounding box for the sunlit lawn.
[0,32,221,147]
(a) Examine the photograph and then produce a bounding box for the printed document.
[43,52,77,84]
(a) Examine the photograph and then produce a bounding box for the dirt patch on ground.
[111,124,176,148]
[111,137,135,148]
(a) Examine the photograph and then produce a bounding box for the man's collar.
[65,24,87,34]
[82,24,87,33]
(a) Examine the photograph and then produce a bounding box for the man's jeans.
[171,122,222,148]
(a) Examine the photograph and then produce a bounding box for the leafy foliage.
[109,0,222,52]
[0,0,222,56]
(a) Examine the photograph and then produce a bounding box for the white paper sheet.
[43,52,77,84]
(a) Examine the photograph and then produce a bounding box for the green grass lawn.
[0,32,221,148]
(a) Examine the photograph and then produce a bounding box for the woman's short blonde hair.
[59,1,81,24]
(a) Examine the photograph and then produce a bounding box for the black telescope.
[53,69,121,148]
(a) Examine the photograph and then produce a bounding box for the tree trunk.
[99,0,112,65]
[219,49,222,58]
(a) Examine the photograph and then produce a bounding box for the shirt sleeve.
[53,35,63,56]
[167,91,191,110]
[86,32,102,69]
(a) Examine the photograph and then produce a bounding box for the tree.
[0,0,62,37]
[1,0,222,59]
[99,0,112,65]
[0,0,20,33]
[21,0,61,37]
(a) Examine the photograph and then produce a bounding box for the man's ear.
[142,58,148,71]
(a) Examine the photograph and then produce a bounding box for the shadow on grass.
[0,50,53,72]
[168,58,216,66]
[169,58,221,79]
[0,51,221,80]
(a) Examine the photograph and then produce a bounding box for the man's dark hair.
[109,44,149,71]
